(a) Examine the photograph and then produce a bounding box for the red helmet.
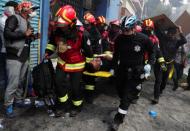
[110,20,120,26]
[143,19,154,29]
[83,12,96,24]
[55,5,77,27]
[96,16,106,24]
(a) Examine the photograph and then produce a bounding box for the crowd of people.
[0,1,189,131]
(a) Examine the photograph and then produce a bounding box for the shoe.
[131,99,138,104]
[14,100,32,108]
[6,105,15,118]
[151,99,159,105]
[110,113,125,131]
[69,107,81,117]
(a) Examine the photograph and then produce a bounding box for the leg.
[83,74,96,104]
[4,60,22,117]
[172,63,178,91]
[160,64,172,94]
[153,63,163,103]
[15,61,29,102]
[70,72,83,117]
[55,67,69,110]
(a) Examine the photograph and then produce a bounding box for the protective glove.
[144,64,151,79]
[160,63,167,71]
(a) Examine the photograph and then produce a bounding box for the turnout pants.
[4,60,29,106]
[55,67,83,108]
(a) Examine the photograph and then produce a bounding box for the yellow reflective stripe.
[93,54,98,57]
[72,100,83,106]
[59,94,68,103]
[65,62,85,69]
[158,57,165,63]
[104,51,112,55]
[169,64,174,79]
[86,57,93,63]
[145,60,148,64]
[85,85,95,90]
[57,57,66,65]
[46,44,56,51]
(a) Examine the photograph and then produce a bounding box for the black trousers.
[116,67,143,112]
[0,53,6,100]
[153,62,163,99]
[55,67,83,107]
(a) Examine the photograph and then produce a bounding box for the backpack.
[32,59,56,98]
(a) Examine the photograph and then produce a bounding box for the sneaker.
[5,105,15,118]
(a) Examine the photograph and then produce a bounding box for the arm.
[144,37,156,65]
[4,15,26,40]
[112,37,120,69]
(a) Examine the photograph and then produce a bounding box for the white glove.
[144,64,151,79]
[110,69,114,75]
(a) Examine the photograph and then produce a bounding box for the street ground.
[0,78,190,131]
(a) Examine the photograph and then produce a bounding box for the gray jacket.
[4,14,28,57]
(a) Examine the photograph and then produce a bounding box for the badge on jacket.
[134,45,141,52]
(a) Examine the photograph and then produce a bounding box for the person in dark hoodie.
[157,26,187,95]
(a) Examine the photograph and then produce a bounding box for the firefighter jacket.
[46,28,93,72]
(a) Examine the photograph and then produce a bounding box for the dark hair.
[3,1,18,8]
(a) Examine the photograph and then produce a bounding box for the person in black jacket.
[111,15,155,131]
[157,26,187,95]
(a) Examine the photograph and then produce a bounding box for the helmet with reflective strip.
[121,15,137,29]
[55,5,77,27]
[83,12,96,24]
[110,20,120,27]
[96,16,106,24]
[143,19,154,29]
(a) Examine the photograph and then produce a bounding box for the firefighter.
[111,15,155,131]
[156,26,187,96]
[142,19,167,104]
[45,5,93,117]
[83,13,112,104]
[108,20,121,52]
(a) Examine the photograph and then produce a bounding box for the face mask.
[29,11,37,18]
[4,6,15,16]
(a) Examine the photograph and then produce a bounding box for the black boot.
[111,113,125,131]
[84,90,95,104]
[69,105,82,117]
[151,98,159,105]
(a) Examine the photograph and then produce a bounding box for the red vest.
[56,32,85,64]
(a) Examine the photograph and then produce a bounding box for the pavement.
[0,78,190,131]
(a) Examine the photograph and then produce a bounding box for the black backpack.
[32,59,55,98]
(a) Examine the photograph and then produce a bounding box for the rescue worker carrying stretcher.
[142,19,167,104]
[110,15,155,131]
[82,13,113,104]
[45,5,93,117]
